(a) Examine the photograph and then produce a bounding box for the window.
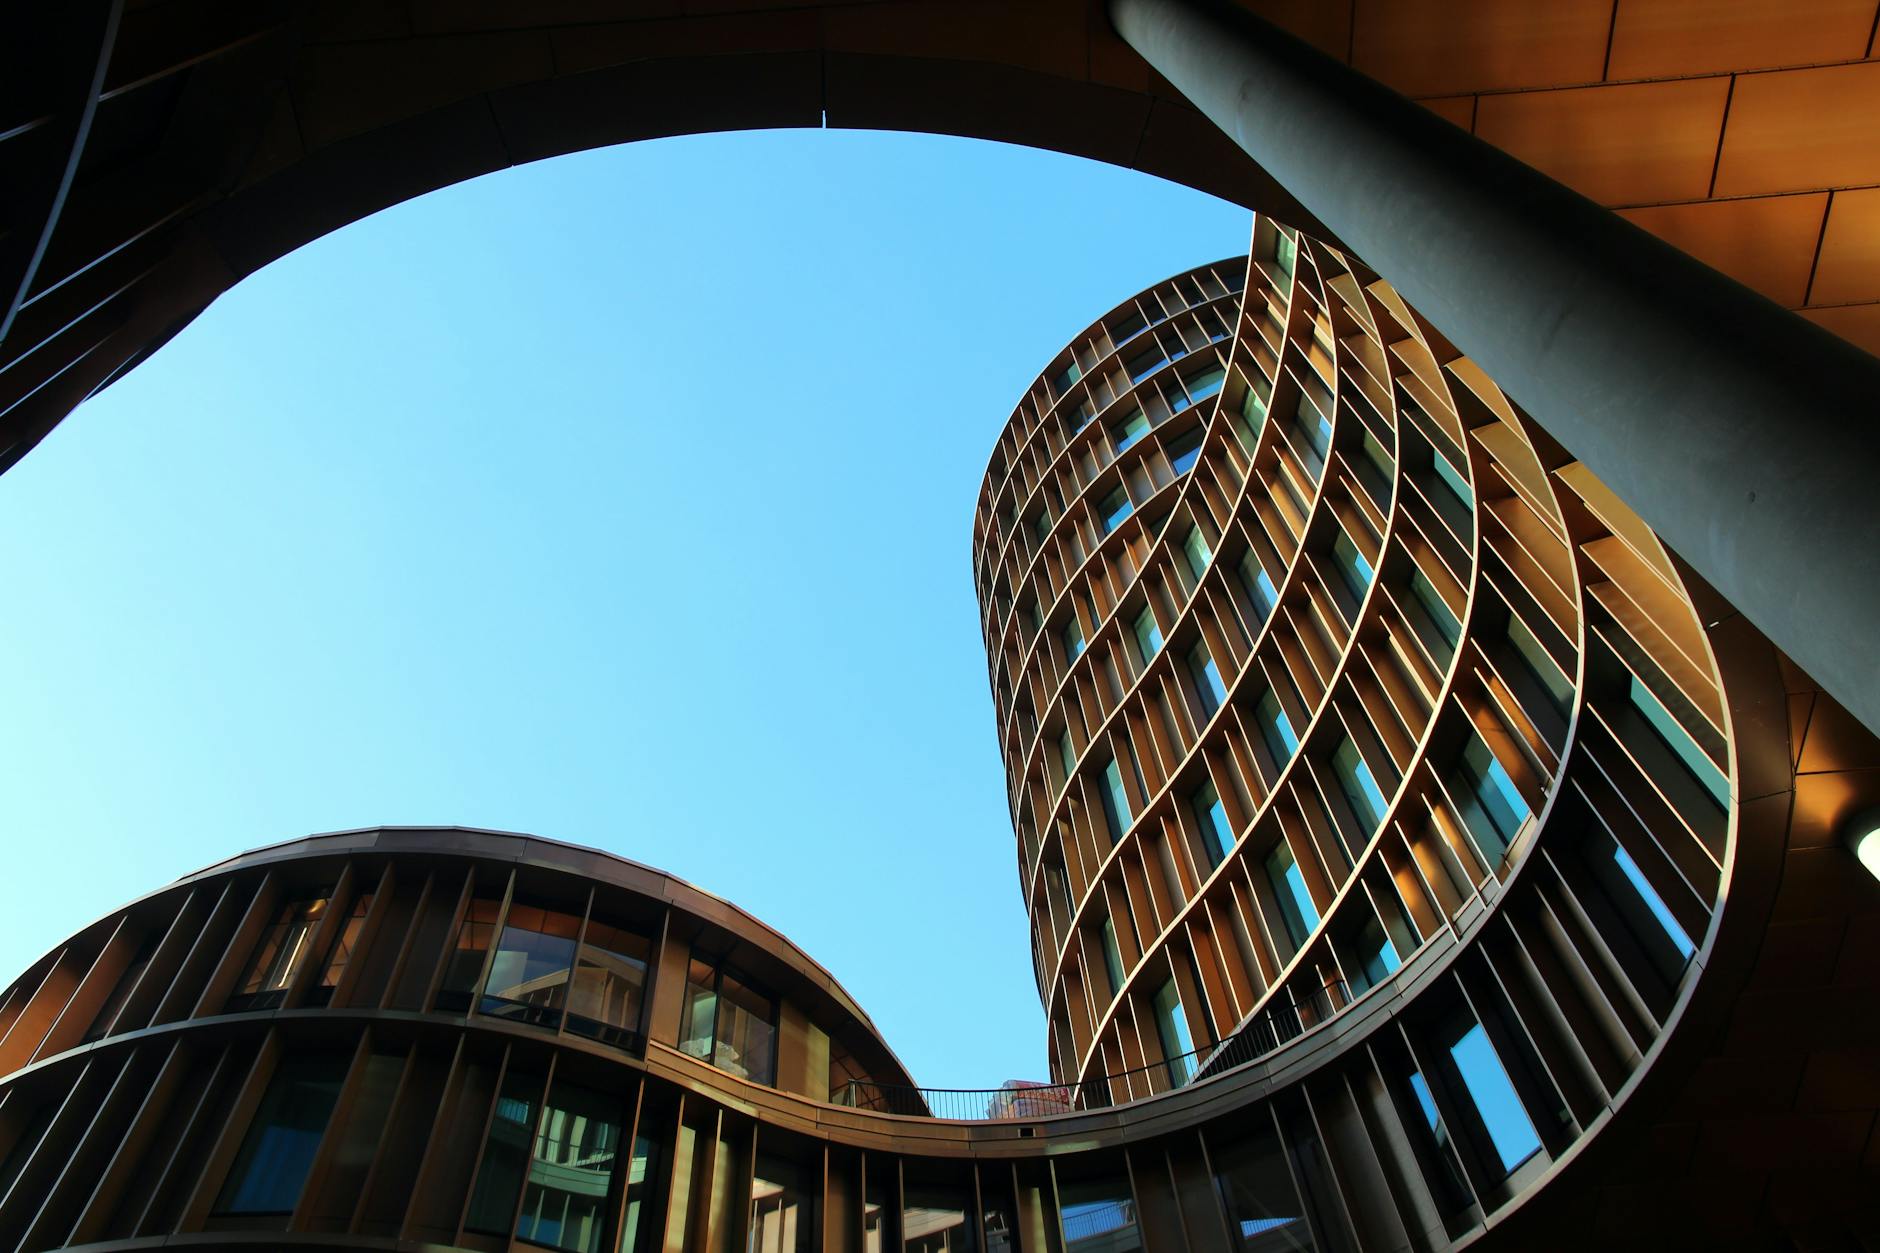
[310,894,373,1004]
[1254,690,1299,767]
[1184,366,1226,405]
[1331,531,1374,606]
[1265,842,1320,949]
[751,1150,817,1253]
[1507,615,1573,716]
[1132,606,1163,664]
[1166,428,1204,476]
[1449,734,1530,867]
[1608,840,1696,962]
[1356,430,1394,506]
[1407,568,1462,658]
[1098,753,1133,844]
[1051,360,1081,396]
[566,919,650,1044]
[516,1082,623,1252]
[1333,736,1389,833]
[214,1052,347,1215]
[1113,409,1151,452]
[1292,393,1331,479]
[679,955,777,1086]
[1240,377,1270,438]
[1627,674,1729,809]
[1058,728,1077,789]
[1183,526,1214,582]
[1432,446,1473,509]
[1111,308,1147,345]
[1189,641,1227,720]
[1099,486,1133,534]
[466,1067,546,1233]
[439,897,503,1005]
[1443,1016,1542,1176]
[232,896,330,1009]
[1153,979,1197,1087]
[1062,616,1086,663]
[1032,510,1052,544]
[1192,779,1233,867]
[1405,1068,1474,1217]
[1100,914,1126,998]
[1347,916,1401,994]
[1210,1122,1313,1253]
[481,903,581,1027]
[1059,1169,1140,1253]
[1126,345,1165,384]
[1272,230,1297,276]
[1239,553,1278,623]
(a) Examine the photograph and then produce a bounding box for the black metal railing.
[830,980,1360,1121]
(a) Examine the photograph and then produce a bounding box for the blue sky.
[0,129,1250,1088]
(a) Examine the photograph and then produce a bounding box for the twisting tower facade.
[0,221,1874,1253]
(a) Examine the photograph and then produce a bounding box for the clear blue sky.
[0,129,1250,1088]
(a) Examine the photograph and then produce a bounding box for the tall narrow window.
[214,1052,348,1215]
[1098,753,1134,844]
[1254,690,1299,767]
[1407,568,1462,659]
[1166,428,1204,476]
[516,1082,622,1252]
[232,896,330,1009]
[1192,779,1233,867]
[439,897,502,1007]
[751,1151,817,1253]
[1058,728,1077,790]
[1184,366,1226,404]
[1265,842,1320,949]
[1444,1017,1542,1176]
[1292,394,1331,479]
[1153,979,1198,1087]
[1431,446,1473,510]
[1183,526,1214,581]
[1239,552,1278,624]
[1189,642,1228,720]
[311,894,373,1004]
[1333,736,1389,833]
[1331,531,1375,606]
[1099,486,1134,534]
[1133,606,1163,664]
[1113,409,1151,452]
[465,1066,545,1233]
[1449,735,1530,867]
[679,955,778,1086]
[1062,616,1086,663]
[1272,230,1297,276]
[1608,840,1696,963]
[1627,674,1729,809]
[1347,916,1401,994]
[1100,914,1126,998]
[1507,615,1573,716]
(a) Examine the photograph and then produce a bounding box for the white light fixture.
[1844,806,1880,882]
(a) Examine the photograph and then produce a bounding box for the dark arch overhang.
[0,0,1330,475]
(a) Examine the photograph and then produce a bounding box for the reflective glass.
[1432,448,1473,508]
[1185,366,1226,403]
[1059,1173,1140,1253]
[1448,1022,1541,1174]
[214,1052,347,1215]
[315,894,373,996]
[1058,729,1077,789]
[1193,780,1233,867]
[1333,737,1389,832]
[1099,487,1134,534]
[1062,617,1086,663]
[1628,674,1729,808]
[678,957,719,1061]
[1190,642,1227,720]
[1255,691,1299,765]
[1349,917,1401,993]
[1113,409,1151,452]
[1210,1122,1315,1252]
[751,1151,817,1253]
[466,1067,545,1233]
[1265,842,1319,949]
[1408,569,1462,657]
[716,969,777,1085]
[237,897,330,1001]
[904,1181,975,1253]
[517,1083,621,1252]
[568,920,650,1040]
[1450,736,1530,867]
[482,904,581,1024]
[1100,915,1126,997]
[1612,843,1695,959]
[1132,607,1163,664]
[1167,429,1204,475]
[1507,615,1573,715]
[1331,532,1374,605]
[1153,979,1197,1086]
[619,1132,662,1253]
[1099,754,1133,843]
[1240,553,1278,623]
[1183,526,1214,581]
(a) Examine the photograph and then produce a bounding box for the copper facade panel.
[1475,77,1731,205]
[1621,193,1828,306]
[1350,0,1615,97]
[1810,186,1880,304]
[1714,60,1880,196]
[1419,94,1476,131]
[1606,0,1877,79]
[1801,300,1880,353]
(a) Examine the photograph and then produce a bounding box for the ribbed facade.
[0,221,1874,1253]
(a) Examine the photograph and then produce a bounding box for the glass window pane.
[1240,553,1278,623]
[1432,447,1473,509]
[904,1180,976,1253]
[1447,1022,1541,1175]
[214,1052,348,1215]
[1099,755,1133,843]
[1153,979,1197,1086]
[517,1082,622,1253]
[1408,570,1462,658]
[1256,691,1299,765]
[466,1067,545,1233]
[1100,487,1134,534]
[678,957,718,1061]
[715,970,777,1085]
[237,897,330,1002]
[1059,1172,1141,1253]
[1100,915,1126,997]
[1167,429,1204,476]
[1058,729,1077,788]
[568,921,650,1041]
[1508,615,1573,715]
[1333,737,1389,832]
[751,1150,817,1253]
[1185,366,1226,403]
[1450,736,1530,867]
[1612,842,1695,959]
[1062,617,1086,662]
[1331,532,1374,605]
[1210,1122,1316,1252]
[619,1130,663,1253]
[1183,526,1214,581]
[1265,843,1319,949]
[1132,607,1163,664]
[1193,780,1233,867]
[482,905,580,1025]
[1189,642,1227,720]
[1628,674,1729,808]
[1113,409,1151,452]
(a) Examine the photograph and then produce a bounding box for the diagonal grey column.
[1111,0,1880,742]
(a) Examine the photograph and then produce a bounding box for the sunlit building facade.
[0,223,1876,1252]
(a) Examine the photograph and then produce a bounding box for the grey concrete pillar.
[1112,0,1880,743]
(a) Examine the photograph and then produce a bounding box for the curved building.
[1,223,1878,1252]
